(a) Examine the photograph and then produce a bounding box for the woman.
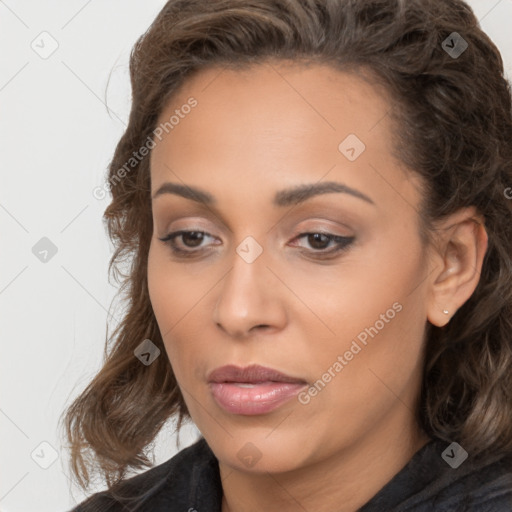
[63,0,512,510]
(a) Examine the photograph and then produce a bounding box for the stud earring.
[443,309,449,315]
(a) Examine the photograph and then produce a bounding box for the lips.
[208,364,307,415]
[208,364,306,384]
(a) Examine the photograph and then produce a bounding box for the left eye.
[293,232,354,253]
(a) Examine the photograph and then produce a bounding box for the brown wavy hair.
[60,0,512,493]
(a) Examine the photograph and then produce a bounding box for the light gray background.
[1,1,511,510]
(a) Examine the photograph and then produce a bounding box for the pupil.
[309,233,328,249]
[183,231,203,247]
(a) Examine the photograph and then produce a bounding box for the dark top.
[71,437,512,511]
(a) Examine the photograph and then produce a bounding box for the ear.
[426,206,488,327]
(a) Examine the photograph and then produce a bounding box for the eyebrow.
[152,181,375,206]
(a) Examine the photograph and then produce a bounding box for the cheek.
[147,245,175,331]
[301,232,428,410]
[147,245,186,362]
[147,241,205,329]
[289,240,422,353]
[147,243,215,379]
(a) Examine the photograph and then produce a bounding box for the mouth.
[207,364,308,415]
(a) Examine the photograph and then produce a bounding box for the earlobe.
[426,208,488,328]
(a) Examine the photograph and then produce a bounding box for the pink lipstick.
[208,364,307,415]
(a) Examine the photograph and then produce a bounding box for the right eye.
[159,230,220,256]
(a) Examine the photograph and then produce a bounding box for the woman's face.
[148,61,432,473]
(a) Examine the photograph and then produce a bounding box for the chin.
[203,425,317,474]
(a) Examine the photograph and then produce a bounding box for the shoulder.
[419,440,512,511]
[361,438,512,511]
[70,436,221,512]
[436,450,512,511]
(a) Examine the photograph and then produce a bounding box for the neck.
[219,415,431,512]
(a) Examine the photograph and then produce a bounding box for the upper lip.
[208,364,307,384]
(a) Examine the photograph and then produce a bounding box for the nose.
[212,245,287,338]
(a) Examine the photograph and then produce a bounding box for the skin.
[147,61,488,512]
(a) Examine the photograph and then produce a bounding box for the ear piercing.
[443,309,449,315]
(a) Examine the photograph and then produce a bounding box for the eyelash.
[158,230,355,259]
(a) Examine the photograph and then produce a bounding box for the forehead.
[149,61,419,209]
[153,62,390,156]
[160,61,391,131]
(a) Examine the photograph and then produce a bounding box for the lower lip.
[209,381,307,415]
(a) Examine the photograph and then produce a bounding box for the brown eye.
[158,230,217,256]
[180,231,205,248]
[307,233,331,250]
[293,232,355,255]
